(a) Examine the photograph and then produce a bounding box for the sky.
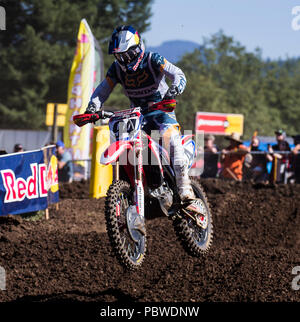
[143,0,300,60]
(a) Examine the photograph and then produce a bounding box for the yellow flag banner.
[64,19,102,176]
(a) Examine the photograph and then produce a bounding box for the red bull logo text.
[1,161,58,203]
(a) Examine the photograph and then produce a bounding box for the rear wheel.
[173,178,213,256]
[105,180,147,270]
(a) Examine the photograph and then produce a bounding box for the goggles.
[114,45,141,65]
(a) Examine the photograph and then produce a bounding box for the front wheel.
[173,178,213,256]
[105,180,147,270]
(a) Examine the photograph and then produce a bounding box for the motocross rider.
[85,25,202,215]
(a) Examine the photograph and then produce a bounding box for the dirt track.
[0,179,299,302]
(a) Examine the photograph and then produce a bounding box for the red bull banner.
[0,146,59,216]
[195,112,244,135]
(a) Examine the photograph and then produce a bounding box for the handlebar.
[96,110,115,119]
[73,109,114,127]
[97,98,177,118]
[74,99,177,128]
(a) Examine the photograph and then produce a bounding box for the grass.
[20,210,46,221]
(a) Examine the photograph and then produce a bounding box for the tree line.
[0,0,299,138]
[176,31,300,138]
[0,0,153,129]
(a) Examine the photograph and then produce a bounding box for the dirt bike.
[74,99,213,270]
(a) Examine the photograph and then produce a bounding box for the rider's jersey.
[90,52,186,109]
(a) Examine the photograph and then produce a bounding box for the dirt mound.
[0,179,299,302]
[59,179,90,199]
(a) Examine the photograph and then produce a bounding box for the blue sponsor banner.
[0,146,59,216]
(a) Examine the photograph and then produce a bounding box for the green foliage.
[177,31,300,138]
[1,3,299,139]
[0,0,153,129]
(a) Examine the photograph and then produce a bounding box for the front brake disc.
[126,205,146,242]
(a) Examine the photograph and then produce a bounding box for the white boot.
[177,180,195,201]
[170,133,205,219]
[175,166,207,222]
[174,165,195,201]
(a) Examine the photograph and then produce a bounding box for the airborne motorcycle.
[74,99,213,270]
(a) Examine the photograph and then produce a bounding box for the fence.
[0,129,62,154]
[195,150,299,184]
[66,151,299,184]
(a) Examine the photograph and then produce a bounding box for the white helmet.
[108,25,145,72]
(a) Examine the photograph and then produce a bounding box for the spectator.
[249,137,269,182]
[201,134,219,178]
[272,129,291,154]
[220,132,249,181]
[268,130,291,183]
[0,150,7,155]
[14,143,24,153]
[56,140,73,183]
[291,135,300,183]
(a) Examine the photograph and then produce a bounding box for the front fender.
[100,140,133,165]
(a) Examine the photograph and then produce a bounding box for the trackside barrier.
[0,145,59,216]
[89,126,113,198]
[196,150,299,183]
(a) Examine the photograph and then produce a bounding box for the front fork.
[113,132,145,218]
[113,161,120,181]
[134,130,145,219]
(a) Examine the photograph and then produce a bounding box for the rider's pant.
[142,110,192,193]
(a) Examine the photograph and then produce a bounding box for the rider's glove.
[85,102,98,114]
[164,85,179,99]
